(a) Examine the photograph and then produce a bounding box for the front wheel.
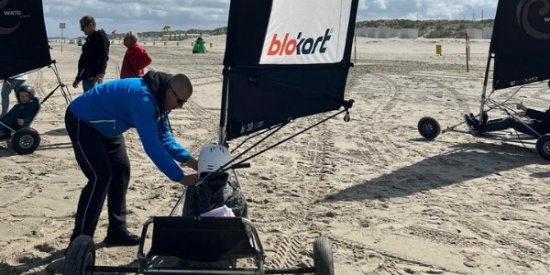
[313,236,334,275]
[11,127,40,154]
[417,117,440,140]
[63,235,95,275]
[536,134,550,160]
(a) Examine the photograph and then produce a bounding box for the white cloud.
[42,0,497,38]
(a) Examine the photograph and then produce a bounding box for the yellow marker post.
[435,44,442,56]
[210,43,213,48]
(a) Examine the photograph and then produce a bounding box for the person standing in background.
[1,72,28,116]
[72,15,110,92]
[120,31,152,79]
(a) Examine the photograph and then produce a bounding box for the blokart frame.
[417,53,550,161]
[63,165,335,275]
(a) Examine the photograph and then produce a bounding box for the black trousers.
[65,108,131,242]
[484,117,539,136]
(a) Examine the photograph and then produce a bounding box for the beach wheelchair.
[63,144,335,275]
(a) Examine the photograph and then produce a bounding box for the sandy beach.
[0,35,549,274]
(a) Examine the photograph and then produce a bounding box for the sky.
[42,0,498,38]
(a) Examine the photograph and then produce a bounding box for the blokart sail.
[0,0,52,79]
[417,0,550,160]
[491,0,550,90]
[220,0,358,144]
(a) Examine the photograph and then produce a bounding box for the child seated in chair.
[0,85,39,138]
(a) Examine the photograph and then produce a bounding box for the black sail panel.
[491,0,550,90]
[0,0,52,79]
[223,0,358,141]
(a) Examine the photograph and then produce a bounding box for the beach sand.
[0,35,549,274]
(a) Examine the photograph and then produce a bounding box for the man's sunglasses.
[169,84,188,105]
[80,23,87,30]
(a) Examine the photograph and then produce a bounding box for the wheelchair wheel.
[63,235,95,275]
[417,117,440,140]
[536,134,550,160]
[313,236,334,275]
[11,127,40,155]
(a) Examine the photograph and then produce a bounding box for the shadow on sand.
[323,142,545,202]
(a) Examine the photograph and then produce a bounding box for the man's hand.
[17,118,24,126]
[72,80,80,89]
[95,74,104,84]
[516,102,527,112]
[185,157,198,171]
[179,174,199,186]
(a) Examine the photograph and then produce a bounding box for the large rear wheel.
[418,117,440,140]
[536,134,550,160]
[313,236,334,275]
[63,235,95,275]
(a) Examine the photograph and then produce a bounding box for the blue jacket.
[69,77,190,181]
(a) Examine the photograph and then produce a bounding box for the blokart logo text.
[267,28,332,56]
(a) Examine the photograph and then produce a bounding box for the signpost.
[59,23,66,53]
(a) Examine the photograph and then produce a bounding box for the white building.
[466,28,483,39]
[355,27,418,39]
[482,27,493,39]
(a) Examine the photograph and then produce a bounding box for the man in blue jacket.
[65,71,199,246]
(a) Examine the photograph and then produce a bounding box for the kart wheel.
[11,127,40,154]
[418,117,440,140]
[313,236,334,275]
[63,235,95,275]
[536,134,550,160]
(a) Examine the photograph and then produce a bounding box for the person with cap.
[65,70,199,247]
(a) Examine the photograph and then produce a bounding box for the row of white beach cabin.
[355,27,494,39]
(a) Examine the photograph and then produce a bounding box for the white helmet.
[198,144,233,179]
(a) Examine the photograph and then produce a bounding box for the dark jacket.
[76,29,110,81]
[526,108,550,134]
[0,89,39,131]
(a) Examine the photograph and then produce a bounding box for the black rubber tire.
[417,117,440,140]
[11,127,40,154]
[63,235,95,275]
[536,134,550,160]
[313,236,334,275]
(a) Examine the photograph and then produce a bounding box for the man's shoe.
[464,114,479,136]
[103,229,140,246]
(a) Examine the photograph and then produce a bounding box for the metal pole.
[465,33,470,72]
[60,28,63,53]
[353,35,357,64]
